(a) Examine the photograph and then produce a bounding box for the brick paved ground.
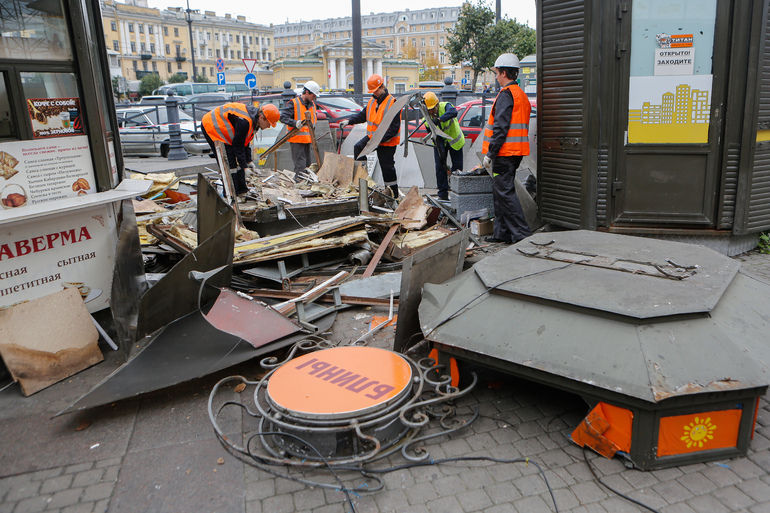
[0,249,768,513]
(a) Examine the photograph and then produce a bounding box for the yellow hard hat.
[424,91,439,109]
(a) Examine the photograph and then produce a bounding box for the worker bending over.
[423,91,465,201]
[202,102,280,197]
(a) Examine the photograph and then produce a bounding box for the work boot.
[389,184,399,198]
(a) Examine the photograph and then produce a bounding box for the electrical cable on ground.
[582,447,662,513]
[213,421,561,513]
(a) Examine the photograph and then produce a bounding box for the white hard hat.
[304,80,321,96]
[493,53,521,69]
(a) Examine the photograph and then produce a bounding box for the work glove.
[338,120,349,129]
[295,120,303,129]
[483,155,493,173]
[246,161,256,170]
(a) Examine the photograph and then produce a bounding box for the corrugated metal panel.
[719,145,740,229]
[540,0,586,229]
[597,146,609,226]
[747,11,770,232]
[747,146,770,231]
[759,13,770,125]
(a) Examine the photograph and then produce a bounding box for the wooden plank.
[0,288,102,396]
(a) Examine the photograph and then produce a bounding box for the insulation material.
[657,409,742,457]
[0,288,103,396]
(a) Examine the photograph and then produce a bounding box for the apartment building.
[100,0,273,86]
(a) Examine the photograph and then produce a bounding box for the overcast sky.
[144,0,537,28]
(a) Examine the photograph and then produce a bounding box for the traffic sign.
[216,59,225,72]
[244,73,257,89]
[217,72,226,86]
[242,58,257,72]
[461,78,468,85]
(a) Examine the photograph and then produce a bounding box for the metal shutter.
[747,9,770,232]
[539,0,586,228]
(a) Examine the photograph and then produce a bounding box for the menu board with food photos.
[0,135,96,212]
[26,98,84,139]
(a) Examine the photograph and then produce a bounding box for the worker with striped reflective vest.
[280,80,319,179]
[202,102,280,196]
[481,53,533,244]
[338,74,401,198]
[423,91,465,201]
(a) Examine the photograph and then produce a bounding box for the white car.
[116,106,209,157]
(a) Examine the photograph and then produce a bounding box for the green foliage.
[195,74,210,83]
[447,0,536,90]
[759,231,770,254]
[167,73,188,84]
[139,73,164,96]
[111,76,121,96]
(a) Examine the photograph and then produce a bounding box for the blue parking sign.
[217,72,226,86]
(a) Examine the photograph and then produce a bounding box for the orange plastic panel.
[657,409,742,457]
[267,346,412,418]
[571,402,633,459]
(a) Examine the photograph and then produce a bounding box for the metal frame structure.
[208,342,478,470]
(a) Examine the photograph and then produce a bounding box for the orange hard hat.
[261,104,280,127]
[367,74,384,93]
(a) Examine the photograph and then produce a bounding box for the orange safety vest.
[202,102,254,146]
[288,97,317,144]
[482,83,531,157]
[366,94,400,147]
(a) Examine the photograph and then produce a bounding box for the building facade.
[100,0,273,88]
[272,6,492,90]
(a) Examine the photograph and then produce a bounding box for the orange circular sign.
[267,347,413,420]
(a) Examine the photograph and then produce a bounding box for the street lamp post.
[186,0,197,82]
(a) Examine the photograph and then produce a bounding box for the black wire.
[582,447,661,513]
[244,431,358,513]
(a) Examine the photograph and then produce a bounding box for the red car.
[408,97,537,144]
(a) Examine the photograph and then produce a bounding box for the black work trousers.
[202,126,250,194]
[290,142,312,173]
[492,155,532,243]
[353,136,398,197]
[434,138,463,199]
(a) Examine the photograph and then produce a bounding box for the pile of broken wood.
[132,152,466,292]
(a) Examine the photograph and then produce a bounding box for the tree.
[195,74,210,83]
[139,73,164,96]
[167,73,187,84]
[403,44,418,60]
[420,52,443,82]
[447,0,536,90]
[112,76,121,97]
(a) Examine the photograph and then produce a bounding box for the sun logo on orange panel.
[681,416,716,448]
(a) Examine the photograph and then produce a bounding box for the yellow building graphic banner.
[628,75,712,144]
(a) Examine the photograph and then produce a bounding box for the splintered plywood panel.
[0,288,102,396]
[317,152,367,188]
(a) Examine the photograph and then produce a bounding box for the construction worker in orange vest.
[481,53,532,244]
[280,80,320,180]
[338,74,401,198]
[202,102,280,196]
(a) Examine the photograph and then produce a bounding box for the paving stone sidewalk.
[0,249,768,513]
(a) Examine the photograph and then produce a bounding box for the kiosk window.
[21,72,78,100]
[0,0,72,61]
[0,73,15,139]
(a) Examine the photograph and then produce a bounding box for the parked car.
[179,93,232,121]
[407,98,537,145]
[137,95,187,105]
[116,106,209,157]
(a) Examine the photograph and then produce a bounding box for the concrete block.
[449,191,494,219]
[450,174,493,194]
